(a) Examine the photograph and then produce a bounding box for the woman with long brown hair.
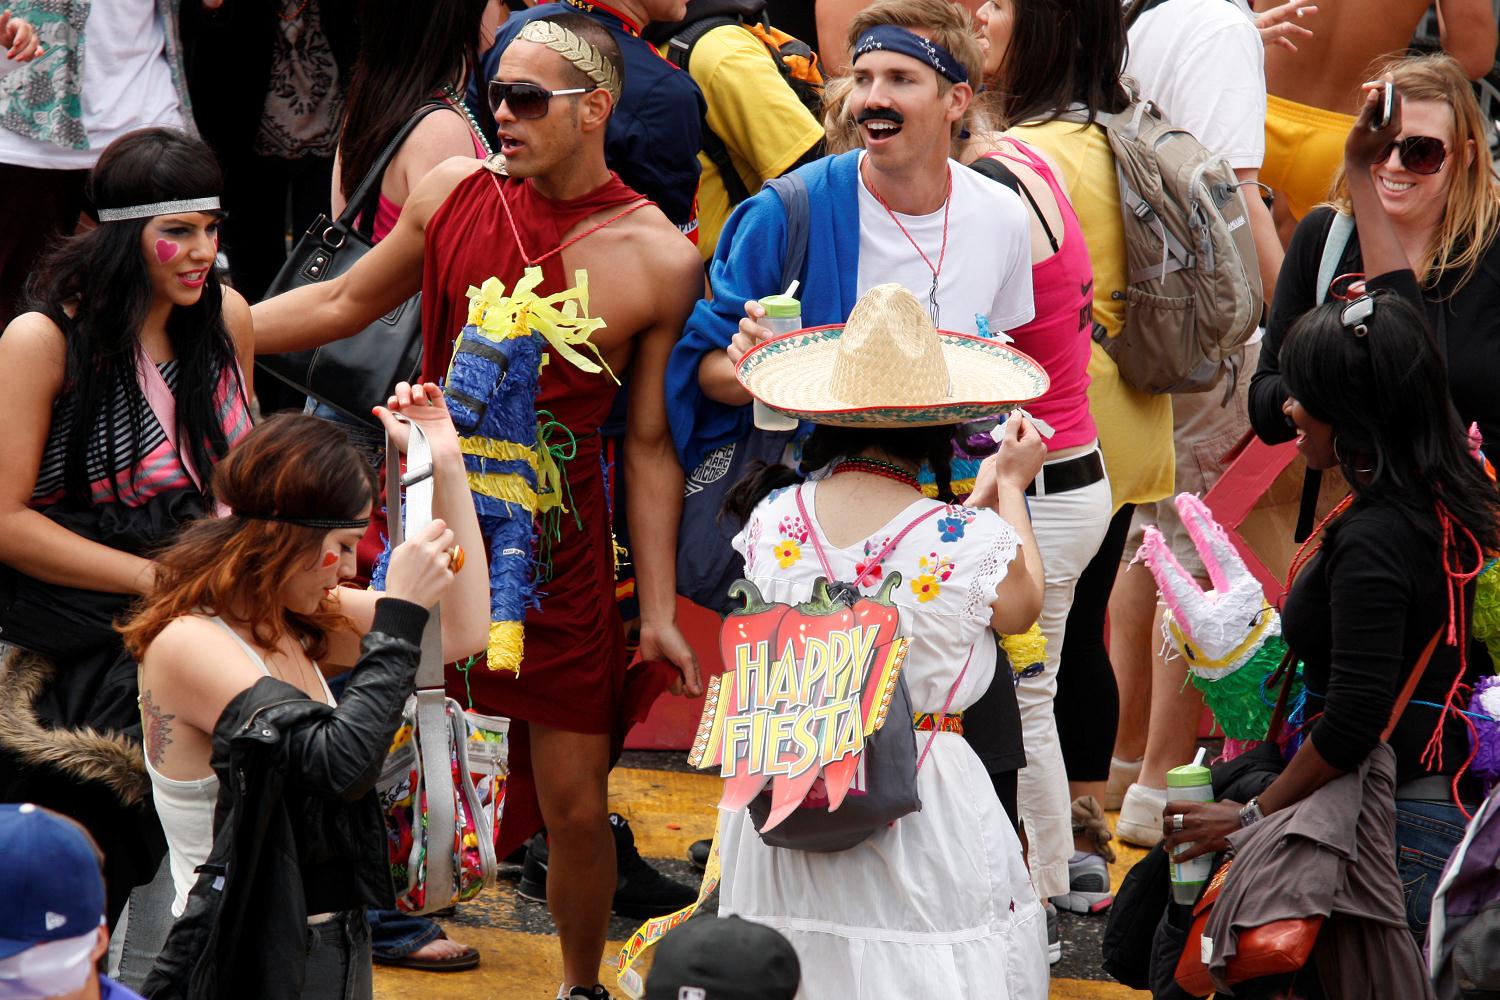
[123,384,488,997]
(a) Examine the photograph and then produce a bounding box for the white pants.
[1014,463,1113,898]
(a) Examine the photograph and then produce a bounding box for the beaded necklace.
[830,456,920,490]
[442,84,494,157]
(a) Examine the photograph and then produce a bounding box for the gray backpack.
[1065,92,1264,394]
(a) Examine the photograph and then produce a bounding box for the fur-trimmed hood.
[0,646,149,807]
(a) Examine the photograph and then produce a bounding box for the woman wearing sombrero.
[718,285,1052,997]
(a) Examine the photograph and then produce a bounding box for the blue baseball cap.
[0,804,105,959]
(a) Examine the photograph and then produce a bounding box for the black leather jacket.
[143,599,428,1000]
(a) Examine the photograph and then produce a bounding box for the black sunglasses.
[1377,135,1448,175]
[487,80,598,120]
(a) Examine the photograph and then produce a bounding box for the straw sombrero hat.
[736,283,1049,427]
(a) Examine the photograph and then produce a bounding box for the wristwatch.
[1238,797,1265,828]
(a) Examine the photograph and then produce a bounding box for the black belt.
[1025,449,1105,497]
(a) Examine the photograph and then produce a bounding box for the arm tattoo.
[141,690,175,768]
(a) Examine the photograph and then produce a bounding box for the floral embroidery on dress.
[744,516,764,574]
[853,535,894,586]
[937,505,979,542]
[911,551,957,603]
[777,513,809,543]
[774,539,802,569]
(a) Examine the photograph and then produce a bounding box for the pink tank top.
[982,142,1097,451]
[371,127,487,242]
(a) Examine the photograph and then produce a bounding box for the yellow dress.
[1007,119,1175,511]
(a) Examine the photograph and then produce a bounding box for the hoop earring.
[1334,437,1374,474]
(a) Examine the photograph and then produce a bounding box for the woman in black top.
[1168,78,1500,943]
[1250,52,1500,455]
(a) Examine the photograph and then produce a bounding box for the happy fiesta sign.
[688,576,910,831]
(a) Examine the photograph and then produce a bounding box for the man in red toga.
[251,15,704,998]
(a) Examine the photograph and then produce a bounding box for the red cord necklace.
[830,456,921,490]
[864,162,953,325]
[490,171,650,268]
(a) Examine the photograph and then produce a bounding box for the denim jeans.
[365,909,443,960]
[109,857,176,989]
[303,911,373,1000]
[1395,797,1468,943]
[305,399,386,470]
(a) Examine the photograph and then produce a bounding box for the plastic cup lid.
[1165,763,1213,786]
[759,293,802,318]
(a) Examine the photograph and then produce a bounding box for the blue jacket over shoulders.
[666,151,862,469]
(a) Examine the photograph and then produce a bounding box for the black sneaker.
[686,837,711,870]
[517,830,549,903]
[564,987,611,999]
[610,813,697,918]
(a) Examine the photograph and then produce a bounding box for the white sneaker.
[1116,782,1167,847]
[1104,755,1142,811]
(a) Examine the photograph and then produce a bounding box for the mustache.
[856,107,905,126]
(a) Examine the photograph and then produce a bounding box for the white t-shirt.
[855,151,1035,336]
[1125,0,1266,169]
[0,0,185,170]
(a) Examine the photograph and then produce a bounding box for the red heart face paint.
[320,551,339,569]
[154,239,182,264]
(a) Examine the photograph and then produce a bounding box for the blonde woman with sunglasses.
[1250,52,1500,458]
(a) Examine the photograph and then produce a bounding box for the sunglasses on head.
[487,80,597,120]
[1341,294,1376,337]
[1377,135,1448,175]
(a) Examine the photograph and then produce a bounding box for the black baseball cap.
[645,915,800,1000]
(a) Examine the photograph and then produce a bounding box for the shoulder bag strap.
[384,421,445,690]
[1265,627,1445,746]
[384,419,456,908]
[345,100,452,234]
[1381,628,1445,742]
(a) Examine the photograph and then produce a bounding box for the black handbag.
[256,101,448,426]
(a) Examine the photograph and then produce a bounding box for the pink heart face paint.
[154,239,182,264]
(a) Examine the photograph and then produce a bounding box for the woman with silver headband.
[0,126,254,953]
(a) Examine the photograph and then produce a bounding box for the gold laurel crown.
[517,20,621,102]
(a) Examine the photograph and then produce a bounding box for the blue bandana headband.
[852,25,969,85]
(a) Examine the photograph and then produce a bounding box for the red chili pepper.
[717,580,791,812]
[720,579,790,687]
[820,573,905,809]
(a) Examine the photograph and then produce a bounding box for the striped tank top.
[30,360,252,508]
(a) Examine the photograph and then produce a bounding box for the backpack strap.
[794,484,946,584]
[668,16,795,209]
[1315,212,1357,305]
[916,647,971,774]
[764,172,810,291]
[970,155,1061,253]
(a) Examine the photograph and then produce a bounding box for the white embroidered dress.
[721,481,1049,999]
